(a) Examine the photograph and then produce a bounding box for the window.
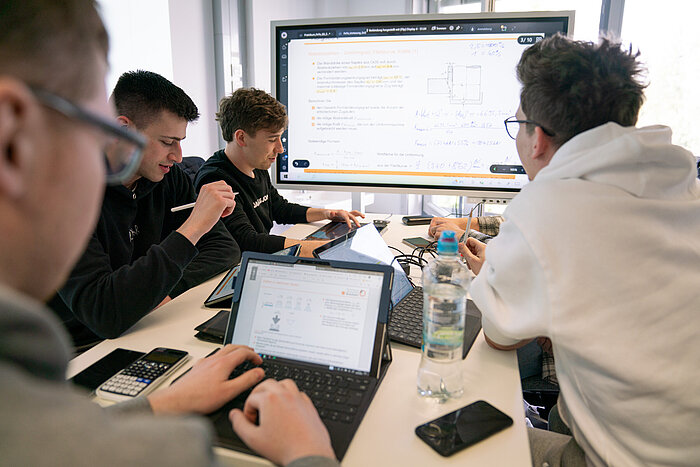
[438,0,481,14]
[494,0,601,41]
[437,0,602,42]
[621,0,700,156]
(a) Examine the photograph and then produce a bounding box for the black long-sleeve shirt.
[53,165,239,339]
[195,150,308,253]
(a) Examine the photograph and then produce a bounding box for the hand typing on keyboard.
[231,378,336,466]
[148,344,264,415]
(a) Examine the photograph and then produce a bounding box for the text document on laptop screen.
[231,259,384,373]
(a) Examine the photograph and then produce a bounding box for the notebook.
[207,252,394,460]
[313,224,482,353]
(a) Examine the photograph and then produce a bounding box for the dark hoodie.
[52,164,239,339]
[195,150,309,253]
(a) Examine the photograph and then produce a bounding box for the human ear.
[0,80,37,199]
[116,115,132,129]
[531,126,556,164]
[234,129,247,147]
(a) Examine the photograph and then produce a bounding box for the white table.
[68,214,530,466]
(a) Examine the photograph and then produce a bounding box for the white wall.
[99,0,173,92]
[169,0,220,158]
[97,0,220,158]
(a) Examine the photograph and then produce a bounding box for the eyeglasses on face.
[30,87,145,185]
[503,116,555,140]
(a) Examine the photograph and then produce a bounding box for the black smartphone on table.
[415,400,513,457]
[402,236,433,249]
[69,348,145,392]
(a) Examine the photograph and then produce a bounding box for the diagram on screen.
[267,294,312,331]
[269,313,280,332]
[428,65,483,105]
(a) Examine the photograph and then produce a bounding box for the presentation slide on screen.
[282,32,540,190]
[233,262,382,372]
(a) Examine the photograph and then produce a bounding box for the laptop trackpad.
[208,407,256,455]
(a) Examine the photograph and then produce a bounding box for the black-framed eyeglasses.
[31,87,145,185]
[504,116,555,140]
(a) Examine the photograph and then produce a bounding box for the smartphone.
[69,348,145,392]
[402,215,433,226]
[96,347,189,401]
[402,236,433,249]
[415,400,513,457]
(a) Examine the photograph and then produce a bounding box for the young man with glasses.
[461,35,700,466]
[426,116,555,243]
[0,1,337,465]
[50,70,242,345]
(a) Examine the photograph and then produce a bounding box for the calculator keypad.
[100,360,171,397]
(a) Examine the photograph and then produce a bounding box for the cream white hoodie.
[471,123,700,466]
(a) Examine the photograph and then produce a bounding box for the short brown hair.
[517,34,646,147]
[0,0,108,101]
[216,88,287,142]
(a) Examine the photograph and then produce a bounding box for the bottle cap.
[437,230,458,255]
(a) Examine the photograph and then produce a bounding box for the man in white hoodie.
[462,35,700,466]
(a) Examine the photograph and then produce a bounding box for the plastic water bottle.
[417,230,471,401]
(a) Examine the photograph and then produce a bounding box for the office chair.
[519,341,560,427]
[177,156,205,183]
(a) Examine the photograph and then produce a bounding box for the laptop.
[207,252,394,461]
[313,224,482,354]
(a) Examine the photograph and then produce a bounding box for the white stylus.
[171,193,238,212]
[171,202,196,212]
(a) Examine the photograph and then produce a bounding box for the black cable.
[388,245,405,256]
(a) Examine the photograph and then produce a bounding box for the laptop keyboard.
[388,286,423,348]
[228,359,371,425]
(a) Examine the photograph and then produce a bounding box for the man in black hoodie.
[52,71,240,344]
[196,88,363,257]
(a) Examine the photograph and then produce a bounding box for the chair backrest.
[177,156,205,183]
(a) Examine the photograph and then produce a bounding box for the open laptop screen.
[314,224,414,306]
[230,257,386,374]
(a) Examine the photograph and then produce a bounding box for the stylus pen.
[463,201,483,244]
[464,211,473,244]
[171,193,238,212]
[171,202,196,212]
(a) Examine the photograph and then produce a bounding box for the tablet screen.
[204,244,301,306]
